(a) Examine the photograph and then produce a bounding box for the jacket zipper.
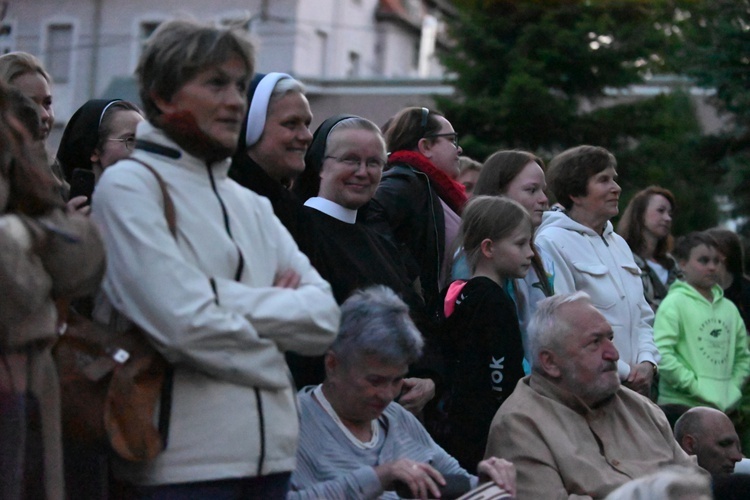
[414,169,441,297]
[206,165,267,474]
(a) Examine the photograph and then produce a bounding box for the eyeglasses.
[108,136,136,151]
[424,132,459,149]
[324,155,386,170]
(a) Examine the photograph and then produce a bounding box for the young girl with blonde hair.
[429,195,533,473]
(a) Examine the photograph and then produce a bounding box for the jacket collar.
[539,210,614,238]
[135,121,232,179]
[529,372,619,418]
[670,280,725,303]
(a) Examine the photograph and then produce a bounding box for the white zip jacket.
[535,211,659,379]
[92,121,339,485]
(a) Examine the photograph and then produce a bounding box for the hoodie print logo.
[490,356,505,392]
[696,318,729,366]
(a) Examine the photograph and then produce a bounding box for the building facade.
[3,0,456,148]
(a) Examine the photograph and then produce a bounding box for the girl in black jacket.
[430,196,532,473]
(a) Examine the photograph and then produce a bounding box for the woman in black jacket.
[362,107,466,309]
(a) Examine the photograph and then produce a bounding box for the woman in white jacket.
[534,145,659,397]
[92,19,339,498]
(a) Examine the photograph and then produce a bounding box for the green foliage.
[669,0,750,126]
[437,0,744,234]
[667,0,750,235]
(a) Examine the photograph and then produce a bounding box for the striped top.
[289,386,476,499]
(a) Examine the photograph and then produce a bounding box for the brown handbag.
[54,159,175,462]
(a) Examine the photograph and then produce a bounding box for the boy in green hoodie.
[655,231,750,413]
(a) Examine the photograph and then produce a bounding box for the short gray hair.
[603,466,711,500]
[528,291,591,371]
[330,286,423,368]
[137,19,254,122]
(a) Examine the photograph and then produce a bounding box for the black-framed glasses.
[424,132,459,149]
[324,155,386,170]
[108,136,136,151]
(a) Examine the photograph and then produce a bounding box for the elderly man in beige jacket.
[485,292,703,499]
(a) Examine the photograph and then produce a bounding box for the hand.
[65,196,91,216]
[375,458,445,499]
[477,457,516,497]
[398,377,435,415]
[624,362,654,396]
[273,269,301,289]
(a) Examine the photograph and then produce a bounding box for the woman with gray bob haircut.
[329,285,423,369]
[290,286,517,499]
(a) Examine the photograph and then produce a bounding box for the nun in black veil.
[289,115,434,414]
[293,115,419,306]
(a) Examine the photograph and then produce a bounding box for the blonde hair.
[0,52,52,85]
[461,195,532,272]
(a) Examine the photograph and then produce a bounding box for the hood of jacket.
[537,209,615,238]
[667,279,725,304]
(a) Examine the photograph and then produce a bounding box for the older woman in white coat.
[534,145,659,397]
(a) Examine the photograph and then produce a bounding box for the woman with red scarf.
[363,107,466,309]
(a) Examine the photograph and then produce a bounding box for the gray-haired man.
[485,292,701,499]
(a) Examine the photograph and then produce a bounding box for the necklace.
[313,384,380,450]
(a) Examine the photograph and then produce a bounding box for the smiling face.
[324,353,407,425]
[420,115,462,179]
[12,71,54,141]
[503,161,548,227]
[155,55,249,151]
[552,301,620,407]
[570,166,621,231]
[319,128,386,210]
[248,91,313,183]
[680,244,720,298]
[643,193,673,240]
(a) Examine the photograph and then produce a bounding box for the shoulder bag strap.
[125,156,176,447]
[128,158,176,239]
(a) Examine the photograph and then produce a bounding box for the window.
[139,21,160,53]
[46,23,73,83]
[347,51,360,78]
[0,22,15,55]
[316,29,328,77]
